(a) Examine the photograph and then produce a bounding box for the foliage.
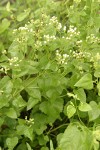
[0,0,100,149]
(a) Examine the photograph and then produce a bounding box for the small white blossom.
[35,41,42,48]
[66,37,71,40]
[63,26,66,31]
[18,26,28,31]
[86,34,99,44]
[2,50,7,54]
[13,29,18,34]
[76,40,82,44]
[25,116,34,126]
[57,23,62,30]
[0,68,4,72]
[14,64,19,67]
[0,90,4,95]
[4,67,10,74]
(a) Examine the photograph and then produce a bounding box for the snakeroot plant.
[0,0,100,149]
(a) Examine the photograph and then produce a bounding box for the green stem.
[47,123,68,135]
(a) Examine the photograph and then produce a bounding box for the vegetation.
[0,0,100,149]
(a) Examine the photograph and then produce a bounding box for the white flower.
[50,16,58,23]
[63,54,69,58]
[96,53,100,60]
[2,50,7,54]
[0,68,4,71]
[76,40,82,44]
[29,28,33,32]
[63,26,66,31]
[18,27,28,31]
[57,23,62,30]
[44,41,47,44]
[14,64,19,67]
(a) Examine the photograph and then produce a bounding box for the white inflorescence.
[67,25,80,36]
[56,50,69,64]
[43,34,56,44]
[2,50,7,54]
[86,34,100,44]
[49,16,62,30]
[25,116,34,126]
[8,57,22,67]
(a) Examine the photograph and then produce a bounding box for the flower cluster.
[25,116,34,127]
[12,15,66,48]
[8,57,21,67]
[71,50,91,59]
[86,34,100,44]
[76,40,83,46]
[0,67,10,74]
[56,50,69,64]
[13,24,34,44]
[43,34,56,44]
[96,53,100,60]
[93,129,100,142]
[49,16,62,30]
[35,41,42,48]
[90,53,100,69]
[67,25,80,37]
[16,37,28,43]
[90,53,100,63]
[13,25,33,34]
[2,49,7,54]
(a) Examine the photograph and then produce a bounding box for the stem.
[47,123,68,135]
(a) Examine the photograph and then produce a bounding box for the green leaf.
[13,61,38,78]
[12,78,23,90]
[88,101,100,121]
[0,76,13,94]
[13,95,26,108]
[41,147,49,150]
[79,102,92,112]
[74,88,86,102]
[6,108,17,118]
[50,140,54,150]
[74,73,93,90]
[33,113,47,135]
[17,125,33,140]
[15,143,27,150]
[57,124,93,150]
[17,8,30,22]
[39,98,63,123]
[27,97,40,110]
[26,88,41,100]
[93,139,99,150]
[93,127,100,142]
[68,73,79,88]
[57,133,63,146]
[6,137,18,150]
[0,18,10,34]
[26,143,32,150]
[17,125,26,135]
[38,135,49,146]
[67,104,76,118]
[6,2,11,12]
[0,95,10,108]
[94,69,100,78]
[24,127,33,141]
